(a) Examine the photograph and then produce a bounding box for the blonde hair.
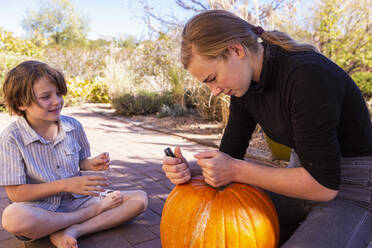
[2,60,67,116]
[181,9,317,69]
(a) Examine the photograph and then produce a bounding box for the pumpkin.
[160,177,279,248]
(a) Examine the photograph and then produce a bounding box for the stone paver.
[0,106,212,248]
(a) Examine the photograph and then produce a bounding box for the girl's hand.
[162,147,191,185]
[194,150,238,187]
[63,175,109,196]
[89,152,110,171]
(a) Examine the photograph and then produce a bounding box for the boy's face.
[19,76,64,124]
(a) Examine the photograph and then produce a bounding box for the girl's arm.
[234,159,338,201]
[195,150,338,202]
[219,96,257,159]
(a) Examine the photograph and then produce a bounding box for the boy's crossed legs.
[2,190,148,248]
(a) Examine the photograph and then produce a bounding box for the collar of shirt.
[16,116,76,146]
[246,42,280,95]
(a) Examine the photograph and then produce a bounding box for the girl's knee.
[2,204,37,234]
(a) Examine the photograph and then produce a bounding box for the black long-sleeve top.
[219,43,372,190]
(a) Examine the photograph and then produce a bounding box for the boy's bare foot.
[50,227,79,248]
[50,191,123,248]
[99,191,123,212]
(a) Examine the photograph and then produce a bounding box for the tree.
[139,0,297,34]
[310,0,371,74]
[21,0,90,45]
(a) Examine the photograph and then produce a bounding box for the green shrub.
[352,72,372,98]
[0,52,37,104]
[111,91,173,116]
[65,76,110,106]
[0,52,35,81]
[157,104,196,118]
[0,103,6,112]
[0,28,46,57]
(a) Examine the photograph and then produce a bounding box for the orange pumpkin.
[160,177,279,248]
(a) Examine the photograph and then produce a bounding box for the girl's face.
[188,43,259,98]
[19,76,64,125]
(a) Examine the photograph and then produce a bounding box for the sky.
[0,0,193,40]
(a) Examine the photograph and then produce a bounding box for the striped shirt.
[0,115,91,211]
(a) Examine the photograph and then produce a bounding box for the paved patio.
[0,106,211,248]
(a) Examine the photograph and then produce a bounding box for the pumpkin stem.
[217,186,227,191]
[207,183,228,191]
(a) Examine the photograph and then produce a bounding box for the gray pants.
[267,152,372,248]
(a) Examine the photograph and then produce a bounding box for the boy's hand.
[63,175,109,196]
[162,147,191,185]
[89,152,110,171]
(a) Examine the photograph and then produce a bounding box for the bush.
[65,77,110,106]
[0,52,37,104]
[157,104,196,118]
[0,103,6,112]
[352,72,372,98]
[103,46,138,98]
[127,31,195,105]
[188,85,230,125]
[0,52,35,81]
[43,46,109,80]
[0,28,46,57]
[111,91,173,116]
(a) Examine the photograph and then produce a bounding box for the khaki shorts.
[56,190,115,212]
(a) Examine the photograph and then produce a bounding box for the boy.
[0,61,148,248]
